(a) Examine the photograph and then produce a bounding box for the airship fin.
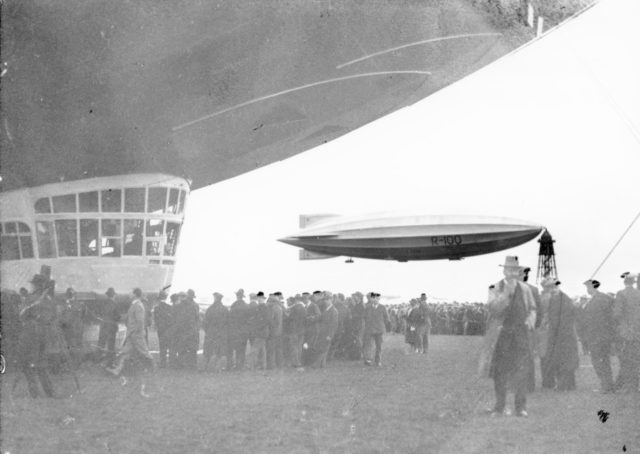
[299,249,337,260]
[299,214,339,229]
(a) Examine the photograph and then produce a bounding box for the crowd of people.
[2,260,638,405]
[480,257,640,418]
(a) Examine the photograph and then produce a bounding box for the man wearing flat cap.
[363,292,390,366]
[613,273,640,392]
[485,256,536,417]
[583,279,616,393]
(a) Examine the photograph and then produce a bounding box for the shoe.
[515,410,528,418]
[487,408,510,417]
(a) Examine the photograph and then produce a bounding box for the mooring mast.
[536,229,558,283]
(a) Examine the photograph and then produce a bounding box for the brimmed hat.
[583,279,600,289]
[499,256,522,269]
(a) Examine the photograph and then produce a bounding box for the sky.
[172,0,640,305]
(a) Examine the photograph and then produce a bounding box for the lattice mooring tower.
[536,229,558,283]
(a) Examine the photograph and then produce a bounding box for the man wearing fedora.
[583,279,616,393]
[487,256,536,417]
[227,289,250,370]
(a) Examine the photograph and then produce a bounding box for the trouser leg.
[493,374,507,412]
[590,343,614,391]
[290,335,301,367]
[22,363,40,398]
[158,335,168,367]
[423,328,429,354]
[374,334,383,364]
[363,334,373,362]
[37,364,54,398]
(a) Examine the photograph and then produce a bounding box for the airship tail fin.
[299,214,339,229]
[299,249,337,260]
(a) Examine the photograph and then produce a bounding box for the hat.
[177,291,187,298]
[621,271,630,278]
[213,292,223,298]
[256,291,265,298]
[302,292,310,295]
[235,288,245,296]
[313,290,322,295]
[158,290,168,299]
[583,279,600,289]
[65,287,76,297]
[274,291,282,297]
[133,288,143,297]
[105,287,116,297]
[523,267,531,273]
[500,256,522,269]
[187,289,196,298]
[488,285,495,290]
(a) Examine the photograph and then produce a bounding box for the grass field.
[1,334,638,453]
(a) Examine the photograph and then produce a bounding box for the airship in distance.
[278,214,544,262]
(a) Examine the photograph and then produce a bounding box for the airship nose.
[278,236,300,246]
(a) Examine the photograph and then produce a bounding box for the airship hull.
[279,215,544,261]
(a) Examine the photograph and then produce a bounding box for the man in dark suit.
[363,292,390,366]
[522,267,542,392]
[202,292,228,372]
[310,292,338,368]
[303,291,321,366]
[227,289,250,370]
[153,290,174,368]
[287,295,307,369]
[583,279,616,393]
[266,293,284,369]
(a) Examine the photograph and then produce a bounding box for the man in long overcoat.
[173,290,200,370]
[583,279,616,393]
[107,288,154,376]
[266,294,284,369]
[487,256,536,417]
[227,289,250,370]
[540,279,579,390]
[613,273,640,392]
[310,292,338,368]
[202,292,228,371]
[153,290,174,368]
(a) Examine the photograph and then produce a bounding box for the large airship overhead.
[279,214,544,262]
